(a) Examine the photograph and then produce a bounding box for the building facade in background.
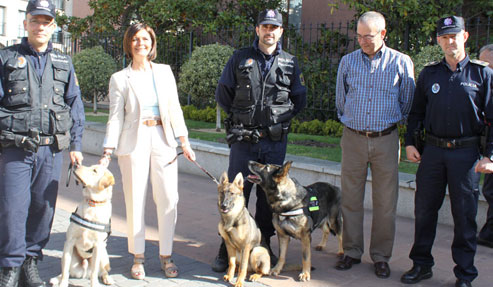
[0,0,92,47]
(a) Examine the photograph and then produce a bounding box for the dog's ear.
[233,172,244,190]
[219,172,229,187]
[274,161,292,181]
[98,172,115,191]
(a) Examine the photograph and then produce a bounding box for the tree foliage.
[57,0,284,37]
[178,43,234,107]
[72,46,117,103]
[340,0,463,52]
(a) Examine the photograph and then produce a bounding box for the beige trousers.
[118,126,178,256]
[340,126,400,263]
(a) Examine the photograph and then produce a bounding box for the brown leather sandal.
[131,256,145,280]
[160,256,178,278]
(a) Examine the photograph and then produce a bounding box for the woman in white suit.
[99,23,195,280]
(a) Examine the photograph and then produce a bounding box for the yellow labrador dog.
[51,164,115,287]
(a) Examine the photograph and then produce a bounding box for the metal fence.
[58,16,492,121]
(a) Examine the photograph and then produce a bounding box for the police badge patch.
[17,56,26,68]
[432,83,440,94]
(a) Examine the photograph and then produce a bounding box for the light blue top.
[335,44,415,132]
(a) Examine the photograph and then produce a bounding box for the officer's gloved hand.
[14,135,39,153]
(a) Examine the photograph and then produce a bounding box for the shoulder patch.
[470,59,489,67]
[424,61,440,67]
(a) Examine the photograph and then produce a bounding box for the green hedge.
[183,105,411,143]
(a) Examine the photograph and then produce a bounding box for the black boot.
[19,256,46,287]
[0,267,20,287]
[211,241,228,272]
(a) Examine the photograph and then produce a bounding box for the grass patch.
[84,113,418,174]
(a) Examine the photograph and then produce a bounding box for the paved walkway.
[41,152,493,287]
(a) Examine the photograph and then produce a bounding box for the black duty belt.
[347,125,397,138]
[425,134,480,149]
[38,135,55,146]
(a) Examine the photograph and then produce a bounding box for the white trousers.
[118,126,178,256]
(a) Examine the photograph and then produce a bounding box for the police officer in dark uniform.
[0,1,85,286]
[401,16,493,287]
[477,44,493,248]
[212,9,306,272]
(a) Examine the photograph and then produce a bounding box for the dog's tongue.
[247,174,259,181]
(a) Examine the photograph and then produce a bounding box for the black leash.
[165,151,219,185]
[66,162,80,187]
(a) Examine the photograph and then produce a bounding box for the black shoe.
[19,256,46,287]
[211,241,228,272]
[400,265,432,284]
[477,237,493,248]
[335,255,361,270]
[374,262,390,278]
[0,267,20,287]
[456,279,472,287]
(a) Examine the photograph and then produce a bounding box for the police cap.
[436,16,465,36]
[257,9,283,27]
[26,0,56,19]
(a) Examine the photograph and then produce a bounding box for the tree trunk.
[93,92,98,114]
[216,104,221,132]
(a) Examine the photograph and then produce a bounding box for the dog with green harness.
[247,160,343,282]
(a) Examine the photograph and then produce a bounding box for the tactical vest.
[230,47,295,128]
[0,45,73,137]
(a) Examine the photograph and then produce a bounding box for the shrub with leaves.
[411,45,444,78]
[73,46,117,104]
[178,43,234,107]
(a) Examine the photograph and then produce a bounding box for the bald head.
[479,44,493,69]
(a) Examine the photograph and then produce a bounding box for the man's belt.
[425,134,480,149]
[347,125,397,138]
[39,135,55,146]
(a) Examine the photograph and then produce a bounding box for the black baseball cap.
[257,9,283,27]
[26,0,56,19]
[436,16,465,36]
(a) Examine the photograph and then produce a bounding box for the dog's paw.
[270,266,282,276]
[233,279,245,287]
[298,271,311,282]
[49,276,60,286]
[102,274,114,285]
[314,245,324,251]
[223,274,233,282]
[249,273,262,282]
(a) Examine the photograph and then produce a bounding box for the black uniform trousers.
[228,135,288,239]
[479,174,493,241]
[0,146,63,267]
[410,145,479,282]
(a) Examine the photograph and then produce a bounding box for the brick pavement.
[38,152,493,287]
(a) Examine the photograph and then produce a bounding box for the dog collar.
[86,199,109,207]
[280,208,304,216]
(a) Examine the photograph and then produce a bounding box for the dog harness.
[278,187,322,232]
[70,209,111,239]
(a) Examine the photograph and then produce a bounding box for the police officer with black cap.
[0,0,84,286]
[401,16,493,287]
[212,9,306,272]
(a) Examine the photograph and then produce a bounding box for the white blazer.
[103,62,188,156]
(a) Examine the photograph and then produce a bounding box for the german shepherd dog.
[217,172,270,287]
[247,160,343,282]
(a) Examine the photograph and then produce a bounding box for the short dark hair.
[123,23,157,61]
